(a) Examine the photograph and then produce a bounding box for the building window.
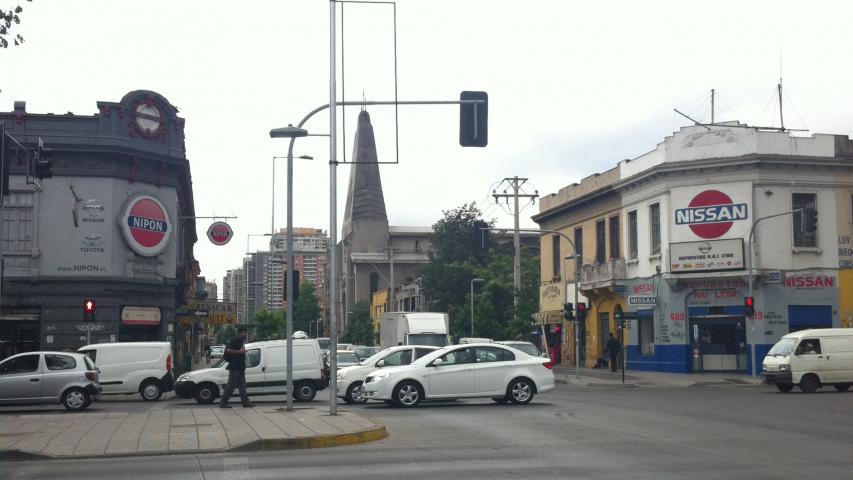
[1,192,34,254]
[628,210,638,260]
[609,216,620,259]
[551,234,560,278]
[415,240,420,252]
[369,272,379,295]
[638,314,654,355]
[649,203,661,256]
[792,193,817,248]
[595,219,606,265]
[574,227,583,261]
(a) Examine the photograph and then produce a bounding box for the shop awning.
[532,310,563,325]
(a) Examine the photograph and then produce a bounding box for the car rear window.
[46,354,77,370]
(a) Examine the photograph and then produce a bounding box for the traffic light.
[283,269,300,302]
[803,207,818,233]
[563,302,574,321]
[33,137,53,179]
[459,91,488,147]
[83,298,96,321]
[576,302,587,323]
[744,296,755,318]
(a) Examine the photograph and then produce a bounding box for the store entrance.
[689,316,747,372]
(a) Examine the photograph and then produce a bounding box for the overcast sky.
[5,0,853,294]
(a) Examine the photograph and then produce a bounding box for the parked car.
[175,338,327,403]
[362,343,555,407]
[79,342,174,401]
[0,351,101,411]
[336,350,362,369]
[337,345,440,403]
[459,337,493,344]
[209,345,225,359]
[763,328,853,393]
[316,337,331,351]
[349,345,381,360]
[495,340,547,358]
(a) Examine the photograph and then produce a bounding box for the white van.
[175,338,327,404]
[763,328,853,393]
[79,342,174,401]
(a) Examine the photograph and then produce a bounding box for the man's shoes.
[219,404,232,408]
[242,403,255,408]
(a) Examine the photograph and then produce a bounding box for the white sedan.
[362,343,555,407]
[337,345,440,403]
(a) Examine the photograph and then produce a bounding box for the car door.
[263,346,286,393]
[794,338,827,382]
[427,347,475,398]
[473,346,515,395]
[243,348,266,395]
[42,354,82,402]
[0,353,43,403]
[822,337,853,383]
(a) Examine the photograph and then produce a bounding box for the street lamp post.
[272,155,313,235]
[269,124,309,411]
[470,278,485,337]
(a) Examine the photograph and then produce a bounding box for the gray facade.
[0,91,197,358]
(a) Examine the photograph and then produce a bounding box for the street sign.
[207,221,233,246]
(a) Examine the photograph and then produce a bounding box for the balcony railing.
[580,258,626,286]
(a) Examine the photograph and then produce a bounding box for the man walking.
[605,332,621,373]
[219,326,254,408]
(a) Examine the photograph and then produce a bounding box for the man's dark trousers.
[220,368,250,406]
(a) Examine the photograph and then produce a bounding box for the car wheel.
[492,397,509,404]
[345,381,368,404]
[508,378,535,405]
[194,383,218,404]
[295,381,317,402]
[140,380,163,401]
[775,383,794,393]
[62,387,90,411]
[833,383,850,392]
[799,374,821,393]
[393,381,422,408]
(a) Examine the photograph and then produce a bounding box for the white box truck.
[380,312,450,348]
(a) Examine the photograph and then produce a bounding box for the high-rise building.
[223,268,245,323]
[268,228,329,311]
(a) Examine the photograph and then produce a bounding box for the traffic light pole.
[746,208,806,378]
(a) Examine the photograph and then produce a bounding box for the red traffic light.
[577,302,586,313]
[744,296,755,317]
[83,299,96,313]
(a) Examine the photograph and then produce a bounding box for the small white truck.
[379,312,450,348]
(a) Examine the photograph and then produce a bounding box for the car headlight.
[779,365,790,372]
[177,374,189,382]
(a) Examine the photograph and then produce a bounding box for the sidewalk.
[552,365,766,388]
[0,406,385,460]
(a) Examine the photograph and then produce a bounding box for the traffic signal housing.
[459,91,488,147]
[576,302,587,323]
[33,137,53,179]
[283,269,300,302]
[803,207,818,233]
[83,298,96,321]
[563,302,574,321]
[745,296,755,317]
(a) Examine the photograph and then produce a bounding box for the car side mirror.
[376,359,386,368]
[432,358,444,367]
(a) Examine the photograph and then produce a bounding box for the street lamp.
[272,155,313,235]
[269,124,308,412]
[470,278,485,337]
[246,233,272,255]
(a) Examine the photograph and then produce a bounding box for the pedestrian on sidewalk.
[219,326,254,408]
[605,333,621,373]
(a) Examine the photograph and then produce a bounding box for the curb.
[0,425,387,461]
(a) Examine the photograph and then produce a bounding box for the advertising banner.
[670,238,744,273]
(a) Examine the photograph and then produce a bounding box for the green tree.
[1,1,32,48]
[342,301,374,345]
[293,281,320,335]
[254,309,284,340]
[216,325,236,346]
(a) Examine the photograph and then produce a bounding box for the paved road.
[4,384,852,479]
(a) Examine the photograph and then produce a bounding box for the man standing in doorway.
[605,332,621,373]
[219,326,254,408]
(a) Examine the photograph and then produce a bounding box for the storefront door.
[689,316,747,372]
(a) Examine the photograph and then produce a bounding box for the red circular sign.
[687,190,735,239]
[120,195,171,256]
[207,221,233,246]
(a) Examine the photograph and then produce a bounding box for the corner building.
[0,91,197,357]
[537,122,853,373]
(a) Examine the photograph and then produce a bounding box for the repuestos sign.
[119,195,171,257]
[675,190,747,239]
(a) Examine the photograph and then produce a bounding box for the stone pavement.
[0,406,385,460]
[552,365,766,388]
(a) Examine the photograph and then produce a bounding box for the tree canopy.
[0,1,31,48]
[341,301,375,346]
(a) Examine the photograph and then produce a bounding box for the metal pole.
[271,157,275,235]
[575,254,580,380]
[328,0,339,416]
[470,280,474,337]
[512,177,521,321]
[285,143,295,410]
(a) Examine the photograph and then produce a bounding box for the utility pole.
[493,177,538,320]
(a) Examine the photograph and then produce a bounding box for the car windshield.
[505,343,541,356]
[407,334,449,347]
[337,352,360,363]
[767,338,797,356]
[358,348,392,365]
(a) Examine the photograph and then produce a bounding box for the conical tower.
[342,110,389,252]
